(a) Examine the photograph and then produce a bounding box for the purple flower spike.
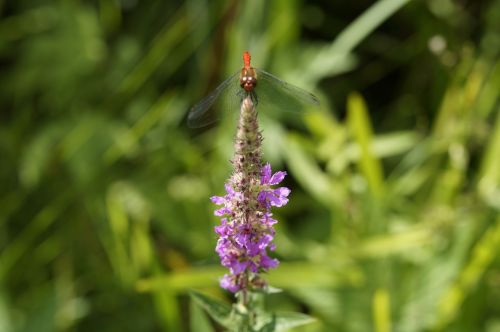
[211,97,291,293]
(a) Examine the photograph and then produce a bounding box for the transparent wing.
[187,72,241,128]
[254,68,319,118]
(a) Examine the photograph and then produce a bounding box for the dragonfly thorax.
[240,67,257,92]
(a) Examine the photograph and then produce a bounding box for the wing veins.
[187,72,239,127]
[256,69,319,106]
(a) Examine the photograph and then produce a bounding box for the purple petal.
[246,242,261,256]
[275,187,291,197]
[271,197,288,207]
[257,191,268,204]
[215,238,230,253]
[269,171,287,185]
[214,207,230,216]
[231,260,248,274]
[220,274,240,293]
[258,234,273,249]
[261,215,278,225]
[214,221,230,236]
[234,232,250,247]
[269,187,290,207]
[261,163,272,184]
[210,196,225,205]
[233,191,244,202]
[248,260,259,273]
[268,193,283,206]
[224,183,235,195]
[260,255,279,270]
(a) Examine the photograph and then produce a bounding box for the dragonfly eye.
[240,68,257,92]
[240,75,257,92]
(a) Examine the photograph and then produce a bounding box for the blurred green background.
[1,0,499,331]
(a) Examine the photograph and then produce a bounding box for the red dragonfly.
[187,51,319,128]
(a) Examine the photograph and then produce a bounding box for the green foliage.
[189,290,315,331]
[189,290,232,328]
[1,0,499,331]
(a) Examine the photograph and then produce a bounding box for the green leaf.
[189,290,232,327]
[264,286,283,294]
[258,314,277,332]
[433,215,500,330]
[274,312,316,331]
[478,108,500,208]
[189,297,215,332]
[284,134,335,206]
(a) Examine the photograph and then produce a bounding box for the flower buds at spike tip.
[211,95,290,293]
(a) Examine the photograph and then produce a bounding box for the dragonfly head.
[240,67,257,92]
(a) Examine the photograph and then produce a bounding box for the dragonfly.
[187,51,319,128]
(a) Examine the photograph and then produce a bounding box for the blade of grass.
[303,0,412,81]
[347,92,385,199]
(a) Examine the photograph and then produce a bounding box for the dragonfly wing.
[187,72,240,128]
[255,69,319,116]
